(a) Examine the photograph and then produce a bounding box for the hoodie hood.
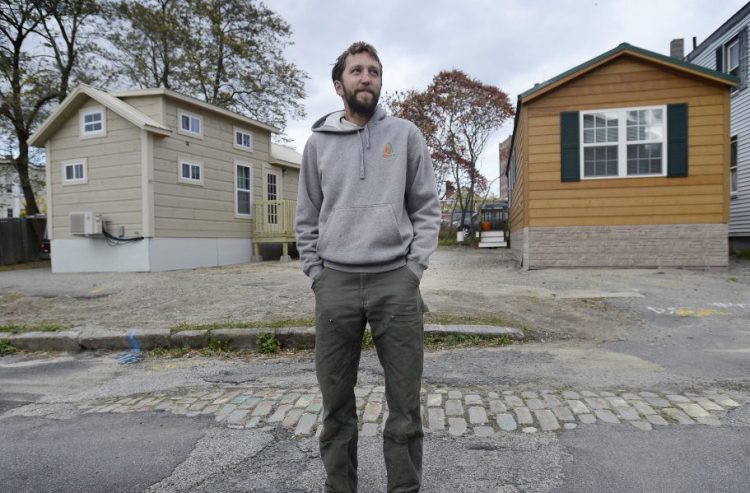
[311,106,388,133]
[310,106,388,179]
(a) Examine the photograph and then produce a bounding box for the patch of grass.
[0,260,51,272]
[256,332,281,354]
[362,328,374,349]
[0,340,18,355]
[0,323,66,334]
[732,248,750,260]
[437,230,480,247]
[170,317,315,334]
[423,332,514,349]
[206,337,231,353]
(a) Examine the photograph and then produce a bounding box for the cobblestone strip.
[75,386,749,438]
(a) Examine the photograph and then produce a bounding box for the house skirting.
[51,237,253,273]
[511,224,728,269]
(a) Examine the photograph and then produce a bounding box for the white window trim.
[62,158,88,186]
[725,38,740,74]
[730,135,738,197]
[177,109,203,139]
[177,157,204,186]
[233,127,254,152]
[234,160,253,218]
[579,105,668,180]
[79,106,106,139]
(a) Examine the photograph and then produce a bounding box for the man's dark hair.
[331,42,382,83]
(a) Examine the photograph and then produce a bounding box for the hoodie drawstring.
[358,125,371,180]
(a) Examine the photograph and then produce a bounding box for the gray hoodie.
[295,106,441,281]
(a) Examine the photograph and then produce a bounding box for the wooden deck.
[252,199,296,259]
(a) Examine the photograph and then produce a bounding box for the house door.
[265,169,281,227]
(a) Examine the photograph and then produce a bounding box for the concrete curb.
[0,324,524,353]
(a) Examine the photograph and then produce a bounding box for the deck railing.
[252,199,296,240]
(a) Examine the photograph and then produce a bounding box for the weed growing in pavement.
[362,328,374,349]
[0,323,66,334]
[170,318,315,333]
[423,332,514,349]
[256,333,281,354]
[732,248,750,260]
[0,340,17,355]
[206,337,231,353]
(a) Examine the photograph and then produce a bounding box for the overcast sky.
[271,0,748,194]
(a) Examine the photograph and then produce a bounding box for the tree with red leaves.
[387,70,514,235]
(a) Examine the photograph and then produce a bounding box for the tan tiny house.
[506,43,737,268]
[29,84,300,272]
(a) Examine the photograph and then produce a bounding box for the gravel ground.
[1,247,749,342]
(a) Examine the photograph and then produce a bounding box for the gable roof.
[29,84,172,146]
[505,42,738,179]
[520,42,737,104]
[111,87,280,134]
[29,84,282,147]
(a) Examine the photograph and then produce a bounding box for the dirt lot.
[1,247,749,342]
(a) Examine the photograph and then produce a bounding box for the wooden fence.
[0,217,46,266]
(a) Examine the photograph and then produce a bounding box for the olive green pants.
[312,265,424,493]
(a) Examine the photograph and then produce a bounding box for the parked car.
[442,210,479,230]
[40,230,50,259]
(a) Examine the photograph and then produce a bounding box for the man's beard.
[345,87,380,117]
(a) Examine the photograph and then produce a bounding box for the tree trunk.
[14,138,39,216]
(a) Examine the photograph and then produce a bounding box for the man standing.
[295,42,441,492]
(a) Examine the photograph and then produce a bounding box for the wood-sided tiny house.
[506,43,736,268]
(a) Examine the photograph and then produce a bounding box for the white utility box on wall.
[69,211,102,236]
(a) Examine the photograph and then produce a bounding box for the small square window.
[178,110,202,138]
[178,158,203,185]
[233,127,253,151]
[62,160,87,185]
[80,107,106,138]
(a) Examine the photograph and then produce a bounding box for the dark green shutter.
[715,47,723,71]
[560,111,580,182]
[667,103,688,177]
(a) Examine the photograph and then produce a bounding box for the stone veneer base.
[512,224,728,269]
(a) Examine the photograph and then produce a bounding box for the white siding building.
[29,84,300,273]
[0,159,46,218]
[687,3,750,249]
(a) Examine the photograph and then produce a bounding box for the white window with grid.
[178,158,203,185]
[80,107,106,138]
[235,162,252,217]
[726,38,741,79]
[178,110,203,138]
[233,127,253,151]
[580,105,667,179]
[62,159,87,185]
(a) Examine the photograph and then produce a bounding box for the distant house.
[29,84,300,273]
[506,43,736,269]
[0,159,46,218]
[684,2,750,250]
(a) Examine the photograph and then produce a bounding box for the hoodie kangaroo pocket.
[318,204,404,265]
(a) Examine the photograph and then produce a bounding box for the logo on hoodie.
[383,143,394,158]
